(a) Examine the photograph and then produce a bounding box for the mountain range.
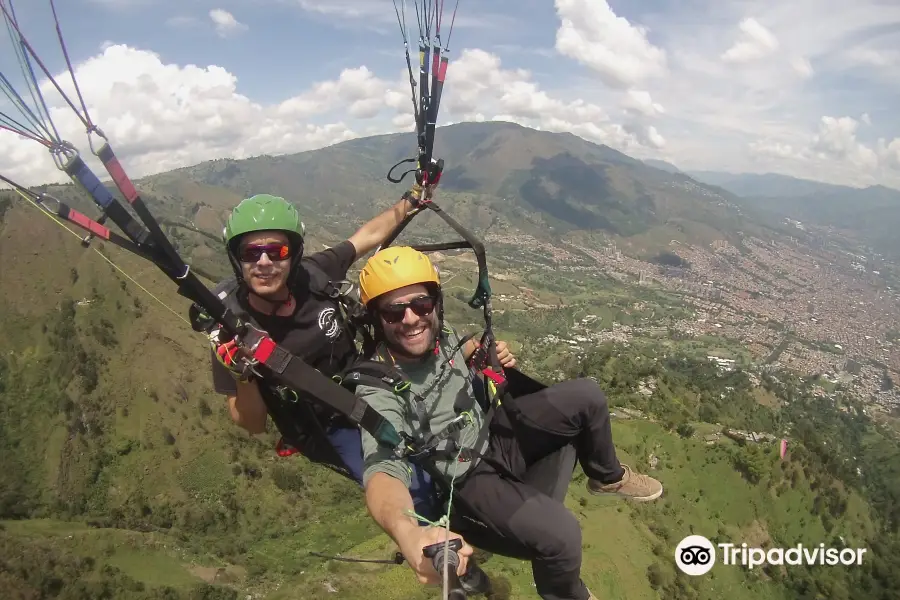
[126,121,787,265]
[684,170,900,257]
[137,121,900,262]
[4,120,895,269]
[636,157,900,258]
[3,120,797,300]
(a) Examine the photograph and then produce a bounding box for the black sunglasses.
[379,295,437,324]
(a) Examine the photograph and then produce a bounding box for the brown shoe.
[587,464,663,502]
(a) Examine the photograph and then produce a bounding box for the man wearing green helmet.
[207,186,437,516]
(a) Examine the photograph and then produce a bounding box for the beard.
[386,315,439,360]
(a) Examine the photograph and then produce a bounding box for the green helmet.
[224,194,306,286]
[225,194,305,244]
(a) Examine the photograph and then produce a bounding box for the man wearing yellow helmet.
[354,246,663,600]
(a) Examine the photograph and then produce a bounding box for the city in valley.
[472,224,900,416]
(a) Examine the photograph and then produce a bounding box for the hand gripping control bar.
[422,539,467,599]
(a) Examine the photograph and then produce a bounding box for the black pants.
[451,378,624,600]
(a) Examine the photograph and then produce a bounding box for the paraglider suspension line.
[308,551,406,565]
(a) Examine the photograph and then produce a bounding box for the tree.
[646,562,673,590]
[699,404,719,423]
[677,423,695,439]
[733,445,768,484]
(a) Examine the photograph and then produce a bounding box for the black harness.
[194,261,374,480]
[332,324,516,515]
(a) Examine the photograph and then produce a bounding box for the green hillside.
[2,123,900,599]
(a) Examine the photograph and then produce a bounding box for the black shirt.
[211,241,359,411]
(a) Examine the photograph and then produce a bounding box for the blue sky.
[2,0,900,188]
[13,0,559,102]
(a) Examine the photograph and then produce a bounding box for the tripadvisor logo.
[675,535,868,576]
[675,535,716,575]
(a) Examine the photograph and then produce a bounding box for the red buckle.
[275,438,301,458]
[481,368,505,386]
[253,336,277,363]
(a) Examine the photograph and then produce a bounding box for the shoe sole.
[628,487,663,502]
[588,483,664,502]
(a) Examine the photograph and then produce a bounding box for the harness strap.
[406,389,527,545]
[410,367,511,494]
[338,370,411,397]
[240,326,405,451]
[198,274,388,461]
[480,367,505,387]
[305,261,376,355]
[328,327,513,508]
[338,362,408,389]
[407,411,474,459]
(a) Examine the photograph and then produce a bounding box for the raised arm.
[348,193,418,258]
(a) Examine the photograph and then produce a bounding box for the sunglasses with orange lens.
[239,243,291,263]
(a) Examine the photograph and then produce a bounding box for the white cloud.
[548,0,670,156]
[746,115,900,186]
[296,0,385,19]
[844,47,900,68]
[721,18,779,63]
[606,0,900,186]
[277,66,401,120]
[811,116,878,170]
[5,0,900,191]
[0,45,383,185]
[880,138,900,170]
[749,140,803,160]
[790,57,814,78]
[622,90,665,117]
[554,0,666,89]
[445,49,663,151]
[646,126,665,149]
[0,41,670,187]
[209,9,248,38]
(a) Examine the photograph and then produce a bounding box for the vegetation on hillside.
[3,243,900,599]
[555,342,900,599]
[2,121,900,598]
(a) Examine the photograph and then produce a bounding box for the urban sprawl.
[476,224,900,415]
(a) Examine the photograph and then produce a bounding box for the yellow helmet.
[359,246,440,306]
